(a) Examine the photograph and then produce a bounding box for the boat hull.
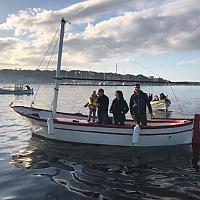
[13,106,193,147]
[0,88,33,95]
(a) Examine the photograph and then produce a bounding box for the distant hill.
[0,69,167,84]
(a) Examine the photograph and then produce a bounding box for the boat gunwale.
[31,120,192,136]
[13,106,193,129]
[0,88,33,95]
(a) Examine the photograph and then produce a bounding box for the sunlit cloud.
[0,0,200,71]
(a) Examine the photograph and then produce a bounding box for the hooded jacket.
[110,98,129,115]
[129,90,152,115]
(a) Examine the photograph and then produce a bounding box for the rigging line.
[153,52,185,117]
[31,27,60,108]
[37,24,60,70]
[46,36,60,111]
[65,20,185,117]
[46,36,60,70]
[9,95,18,107]
[167,82,186,118]
[133,65,185,117]
[65,20,161,78]
[30,23,60,107]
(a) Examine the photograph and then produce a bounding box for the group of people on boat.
[84,83,154,126]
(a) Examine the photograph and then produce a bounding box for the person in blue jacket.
[129,84,154,126]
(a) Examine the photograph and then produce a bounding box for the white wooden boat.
[13,105,193,147]
[0,84,33,95]
[12,18,199,147]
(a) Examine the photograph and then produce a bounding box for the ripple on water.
[4,137,199,200]
[1,85,200,199]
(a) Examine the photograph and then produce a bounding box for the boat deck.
[55,117,190,128]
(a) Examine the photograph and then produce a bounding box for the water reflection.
[11,136,200,199]
[192,144,200,172]
[12,136,191,170]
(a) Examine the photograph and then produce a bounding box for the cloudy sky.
[0,0,200,81]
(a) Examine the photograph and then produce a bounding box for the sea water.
[0,84,200,200]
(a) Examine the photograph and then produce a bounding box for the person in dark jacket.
[110,90,129,125]
[129,84,154,126]
[96,88,109,124]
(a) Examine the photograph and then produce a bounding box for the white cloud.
[0,0,200,70]
[0,0,139,36]
[177,58,200,65]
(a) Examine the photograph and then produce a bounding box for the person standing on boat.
[96,88,109,124]
[110,90,129,125]
[159,92,171,111]
[129,84,154,126]
[87,91,98,122]
[159,93,167,100]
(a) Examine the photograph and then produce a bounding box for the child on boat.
[85,91,98,122]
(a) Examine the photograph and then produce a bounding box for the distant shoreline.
[0,69,199,85]
[59,83,200,86]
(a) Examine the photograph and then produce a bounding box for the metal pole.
[52,18,65,117]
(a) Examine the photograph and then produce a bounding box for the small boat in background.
[150,93,171,111]
[0,84,34,95]
[151,99,171,111]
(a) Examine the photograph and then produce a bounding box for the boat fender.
[47,118,54,134]
[192,114,200,144]
[132,125,140,144]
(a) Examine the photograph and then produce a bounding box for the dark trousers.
[88,108,96,122]
[113,113,125,125]
[132,113,147,126]
[97,111,108,124]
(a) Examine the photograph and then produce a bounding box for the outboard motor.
[192,114,200,144]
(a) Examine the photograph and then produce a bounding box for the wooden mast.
[52,18,66,117]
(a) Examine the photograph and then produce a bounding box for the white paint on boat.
[13,106,193,147]
[47,117,54,134]
[132,125,140,144]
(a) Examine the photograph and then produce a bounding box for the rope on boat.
[9,97,17,108]
[9,24,60,108]
[37,24,60,70]
[64,19,186,118]
[30,24,60,108]
[166,82,186,118]
[65,20,161,78]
